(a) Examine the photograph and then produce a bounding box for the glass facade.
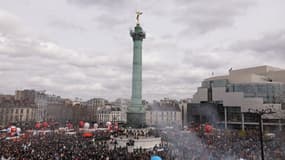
[244,113,259,122]
[196,78,285,130]
[187,103,222,125]
[228,83,285,104]
[202,78,285,104]
[227,107,241,122]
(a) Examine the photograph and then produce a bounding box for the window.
[155,112,158,122]
[231,83,284,104]
[5,116,8,123]
[282,103,285,110]
[263,119,278,123]
[244,113,258,122]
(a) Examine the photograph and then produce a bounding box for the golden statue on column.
[136,11,143,24]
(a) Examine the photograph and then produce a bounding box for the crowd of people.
[0,133,159,160]
[0,129,172,160]
[0,127,285,160]
[163,129,285,160]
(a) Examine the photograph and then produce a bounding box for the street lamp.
[248,108,275,160]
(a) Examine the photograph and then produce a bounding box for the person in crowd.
[0,128,284,160]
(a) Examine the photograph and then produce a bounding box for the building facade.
[145,102,182,128]
[46,96,74,123]
[0,90,75,127]
[191,65,285,131]
[15,90,48,121]
[0,100,36,128]
[96,105,125,124]
[84,98,108,122]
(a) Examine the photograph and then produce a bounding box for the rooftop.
[146,103,180,111]
[204,65,285,84]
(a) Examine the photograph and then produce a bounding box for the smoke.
[162,127,240,160]
[151,102,241,160]
[187,103,222,129]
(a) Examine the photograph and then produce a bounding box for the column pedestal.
[127,112,146,128]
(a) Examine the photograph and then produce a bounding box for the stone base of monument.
[115,136,161,149]
[127,112,146,128]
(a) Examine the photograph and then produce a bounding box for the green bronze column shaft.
[127,23,146,128]
[131,26,143,108]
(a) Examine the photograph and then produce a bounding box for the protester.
[0,128,284,160]
[164,129,285,160]
[0,130,172,160]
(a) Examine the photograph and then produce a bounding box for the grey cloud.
[0,34,102,68]
[0,5,231,101]
[183,50,228,69]
[231,31,285,58]
[3,0,279,101]
[67,0,253,34]
[67,0,131,8]
[173,0,254,34]
[93,14,128,29]
[142,58,206,100]
[0,32,133,99]
[48,19,87,31]
[0,10,23,35]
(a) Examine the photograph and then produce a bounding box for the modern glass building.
[191,65,285,131]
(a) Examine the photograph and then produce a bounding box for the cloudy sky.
[0,0,285,101]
